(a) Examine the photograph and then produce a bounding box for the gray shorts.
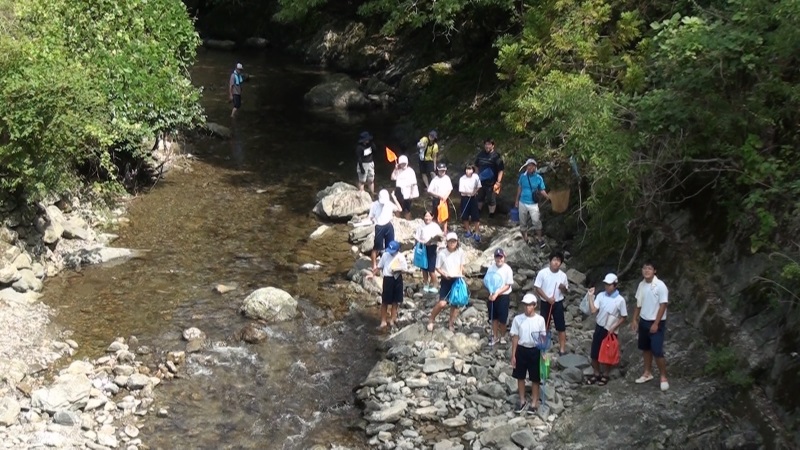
[357,161,375,183]
[519,202,542,231]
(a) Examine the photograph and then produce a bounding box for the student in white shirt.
[586,273,627,386]
[391,154,418,220]
[533,251,570,355]
[426,163,453,233]
[510,294,547,414]
[415,211,443,294]
[485,248,514,345]
[427,233,465,332]
[370,240,408,330]
[368,190,401,270]
[458,164,482,240]
[631,260,670,391]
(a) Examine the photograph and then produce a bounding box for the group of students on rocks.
[358,130,672,415]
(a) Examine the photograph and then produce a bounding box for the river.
[41,49,400,449]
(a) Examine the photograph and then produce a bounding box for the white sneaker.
[660,380,670,391]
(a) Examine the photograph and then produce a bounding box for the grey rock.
[31,373,91,412]
[434,439,464,450]
[316,181,356,202]
[113,365,135,377]
[313,188,373,220]
[443,416,468,427]
[0,358,27,384]
[12,253,32,270]
[203,122,232,139]
[304,73,369,110]
[481,229,544,270]
[422,358,454,374]
[236,323,268,344]
[478,382,507,400]
[244,37,269,48]
[448,334,482,357]
[363,360,396,386]
[63,361,93,375]
[240,287,298,322]
[466,394,496,408]
[0,397,21,426]
[366,400,407,423]
[0,265,20,284]
[126,374,150,391]
[557,354,590,370]
[366,422,395,436]
[479,424,517,447]
[562,366,584,384]
[62,216,92,240]
[566,268,586,286]
[0,226,17,244]
[182,327,206,341]
[511,429,537,449]
[203,39,236,50]
[310,225,330,239]
[11,269,43,292]
[53,410,80,426]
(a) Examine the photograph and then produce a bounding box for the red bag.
[598,333,620,366]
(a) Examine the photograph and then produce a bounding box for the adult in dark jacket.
[474,138,505,225]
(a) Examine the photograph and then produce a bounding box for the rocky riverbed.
[313,181,773,450]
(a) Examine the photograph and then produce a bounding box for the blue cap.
[359,131,372,142]
[387,241,400,254]
[428,130,438,139]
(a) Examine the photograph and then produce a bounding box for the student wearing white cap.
[427,232,465,332]
[510,293,547,414]
[229,62,246,118]
[516,158,549,248]
[585,273,627,386]
[391,154,418,219]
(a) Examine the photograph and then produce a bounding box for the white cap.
[398,155,409,165]
[602,273,618,284]
[236,63,243,70]
[446,232,458,241]
[519,158,537,172]
[521,293,537,304]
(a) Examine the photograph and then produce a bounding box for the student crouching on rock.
[391,154,418,220]
[414,211,443,294]
[510,293,547,414]
[585,273,627,386]
[427,232,465,332]
[368,190,401,271]
[371,240,407,330]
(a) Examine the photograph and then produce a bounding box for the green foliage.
[704,345,754,389]
[0,0,202,202]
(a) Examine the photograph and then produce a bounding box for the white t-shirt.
[458,174,481,196]
[427,175,453,199]
[534,268,569,302]
[436,248,465,278]
[510,313,547,348]
[415,222,442,244]
[635,276,669,321]
[392,167,418,198]
[485,263,514,294]
[369,201,397,226]
[594,291,628,331]
[378,252,408,277]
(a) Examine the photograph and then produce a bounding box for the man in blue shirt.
[515,158,549,248]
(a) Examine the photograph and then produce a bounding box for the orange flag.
[437,199,449,222]
[385,146,397,163]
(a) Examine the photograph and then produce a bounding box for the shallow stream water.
[42,50,401,449]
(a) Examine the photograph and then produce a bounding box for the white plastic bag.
[579,292,591,316]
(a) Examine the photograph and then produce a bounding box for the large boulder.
[41,205,66,244]
[11,269,43,293]
[0,287,40,306]
[481,228,546,271]
[240,287,298,322]
[304,74,369,110]
[203,39,236,50]
[314,187,373,221]
[31,373,91,413]
[0,397,21,426]
[316,182,357,202]
[203,122,231,139]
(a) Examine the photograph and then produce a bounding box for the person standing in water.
[229,62,246,118]
[356,131,376,194]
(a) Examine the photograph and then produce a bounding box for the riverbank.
[311,180,776,450]
[0,139,191,448]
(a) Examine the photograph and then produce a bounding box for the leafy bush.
[0,0,202,202]
[705,345,754,389]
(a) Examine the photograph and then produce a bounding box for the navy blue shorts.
[439,277,456,301]
[512,346,541,383]
[232,94,242,109]
[487,294,510,324]
[424,244,437,272]
[373,223,395,252]
[394,188,412,213]
[460,195,479,222]
[420,160,435,175]
[382,275,404,305]
[638,319,667,357]
[540,300,566,332]
[590,324,609,361]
